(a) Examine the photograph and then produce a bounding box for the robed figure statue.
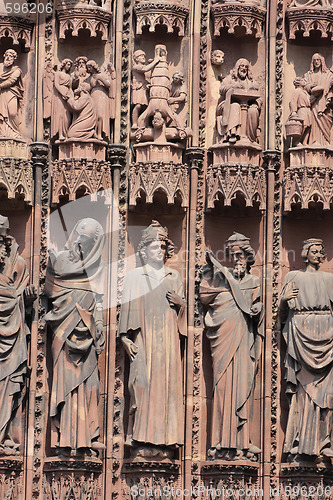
[279,238,333,460]
[119,221,186,459]
[200,233,263,461]
[45,218,105,456]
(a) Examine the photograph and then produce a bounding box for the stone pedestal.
[0,139,28,159]
[133,142,184,163]
[57,139,107,160]
[209,142,262,167]
[289,145,333,168]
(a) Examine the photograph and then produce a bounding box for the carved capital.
[107,144,127,169]
[57,7,112,41]
[51,158,113,205]
[0,16,34,51]
[0,158,33,205]
[262,149,281,172]
[206,164,266,211]
[30,142,49,167]
[286,8,333,39]
[211,3,266,38]
[283,165,333,212]
[185,147,204,171]
[134,1,189,36]
[129,161,189,208]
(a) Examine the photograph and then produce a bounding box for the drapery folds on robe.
[45,220,105,450]
[118,264,186,448]
[0,63,23,138]
[279,269,333,456]
[200,251,263,452]
[0,238,29,449]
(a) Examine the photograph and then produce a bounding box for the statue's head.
[172,72,184,85]
[155,44,167,61]
[152,110,164,129]
[301,238,326,266]
[133,50,146,64]
[0,215,11,266]
[234,58,250,80]
[211,50,224,66]
[74,56,88,69]
[310,53,326,73]
[70,218,104,261]
[60,58,73,72]
[0,215,9,237]
[3,49,18,67]
[293,77,306,88]
[138,220,175,264]
[226,232,255,278]
[86,60,100,74]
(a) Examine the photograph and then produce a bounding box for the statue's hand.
[251,302,263,316]
[24,285,37,305]
[121,335,138,361]
[282,281,299,302]
[166,291,184,307]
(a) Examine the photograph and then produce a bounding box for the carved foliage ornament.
[129,162,189,208]
[134,1,189,36]
[211,3,266,38]
[57,8,112,41]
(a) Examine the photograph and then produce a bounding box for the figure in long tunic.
[0,215,36,456]
[67,83,96,141]
[304,53,333,146]
[51,59,73,141]
[86,60,112,141]
[0,49,24,139]
[119,221,186,458]
[200,233,263,460]
[279,238,333,460]
[45,218,105,455]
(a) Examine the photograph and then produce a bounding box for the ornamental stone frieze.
[51,158,113,205]
[206,164,266,211]
[134,0,189,37]
[57,5,112,41]
[0,16,34,51]
[129,162,189,208]
[286,7,333,39]
[211,1,266,38]
[283,164,333,212]
[0,158,33,204]
[0,458,23,499]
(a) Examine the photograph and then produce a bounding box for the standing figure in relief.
[304,53,333,146]
[216,58,261,144]
[51,58,73,141]
[0,49,24,139]
[131,50,160,129]
[72,56,88,89]
[168,72,188,129]
[119,221,186,459]
[0,215,36,456]
[200,233,263,461]
[66,83,96,141]
[288,77,312,146]
[45,218,105,456]
[86,60,112,141]
[279,239,333,460]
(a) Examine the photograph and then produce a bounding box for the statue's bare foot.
[322,448,333,458]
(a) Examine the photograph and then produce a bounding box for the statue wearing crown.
[0,215,36,456]
[200,233,263,461]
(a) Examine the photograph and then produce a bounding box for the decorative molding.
[283,165,333,212]
[134,1,189,36]
[211,3,266,38]
[51,158,113,206]
[286,8,333,39]
[44,457,103,472]
[129,162,189,208]
[122,459,181,474]
[43,471,103,500]
[57,7,112,41]
[0,16,34,51]
[0,158,33,205]
[206,164,266,211]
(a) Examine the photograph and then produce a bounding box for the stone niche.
[134,0,190,37]
[211,1,266,39]
[286,6,333,39]
[0,15,34,51]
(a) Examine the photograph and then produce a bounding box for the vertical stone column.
[27,142,50,500]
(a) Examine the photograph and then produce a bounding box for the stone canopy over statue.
[279,238,333,461]
[45,218,106,456]
[0,215,36,456]
[119,221,186,458]
[200,233,263,461]
[286,53,333,148]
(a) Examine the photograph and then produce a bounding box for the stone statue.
[303,53,333,147]
[200,233,263,461]
[279,238,333,460]
[286,77,311,146]
[211,50,224,67]
[0,215,36,456]
[45,218,105,456]
[66,83,96,141]
[119,221,186,459]
[51,58,73,141]
[0,49,24,140]
[168,72,188,129]
[216,58,261,144]
[107,61,116,121]
[43,61,55,120]
[136,45,185,138]
[131,49,160,129]
[86,60,112,141]
[72,56,88,89]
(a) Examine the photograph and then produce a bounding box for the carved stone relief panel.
[211,1,266,39]
[134,0,189,37]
